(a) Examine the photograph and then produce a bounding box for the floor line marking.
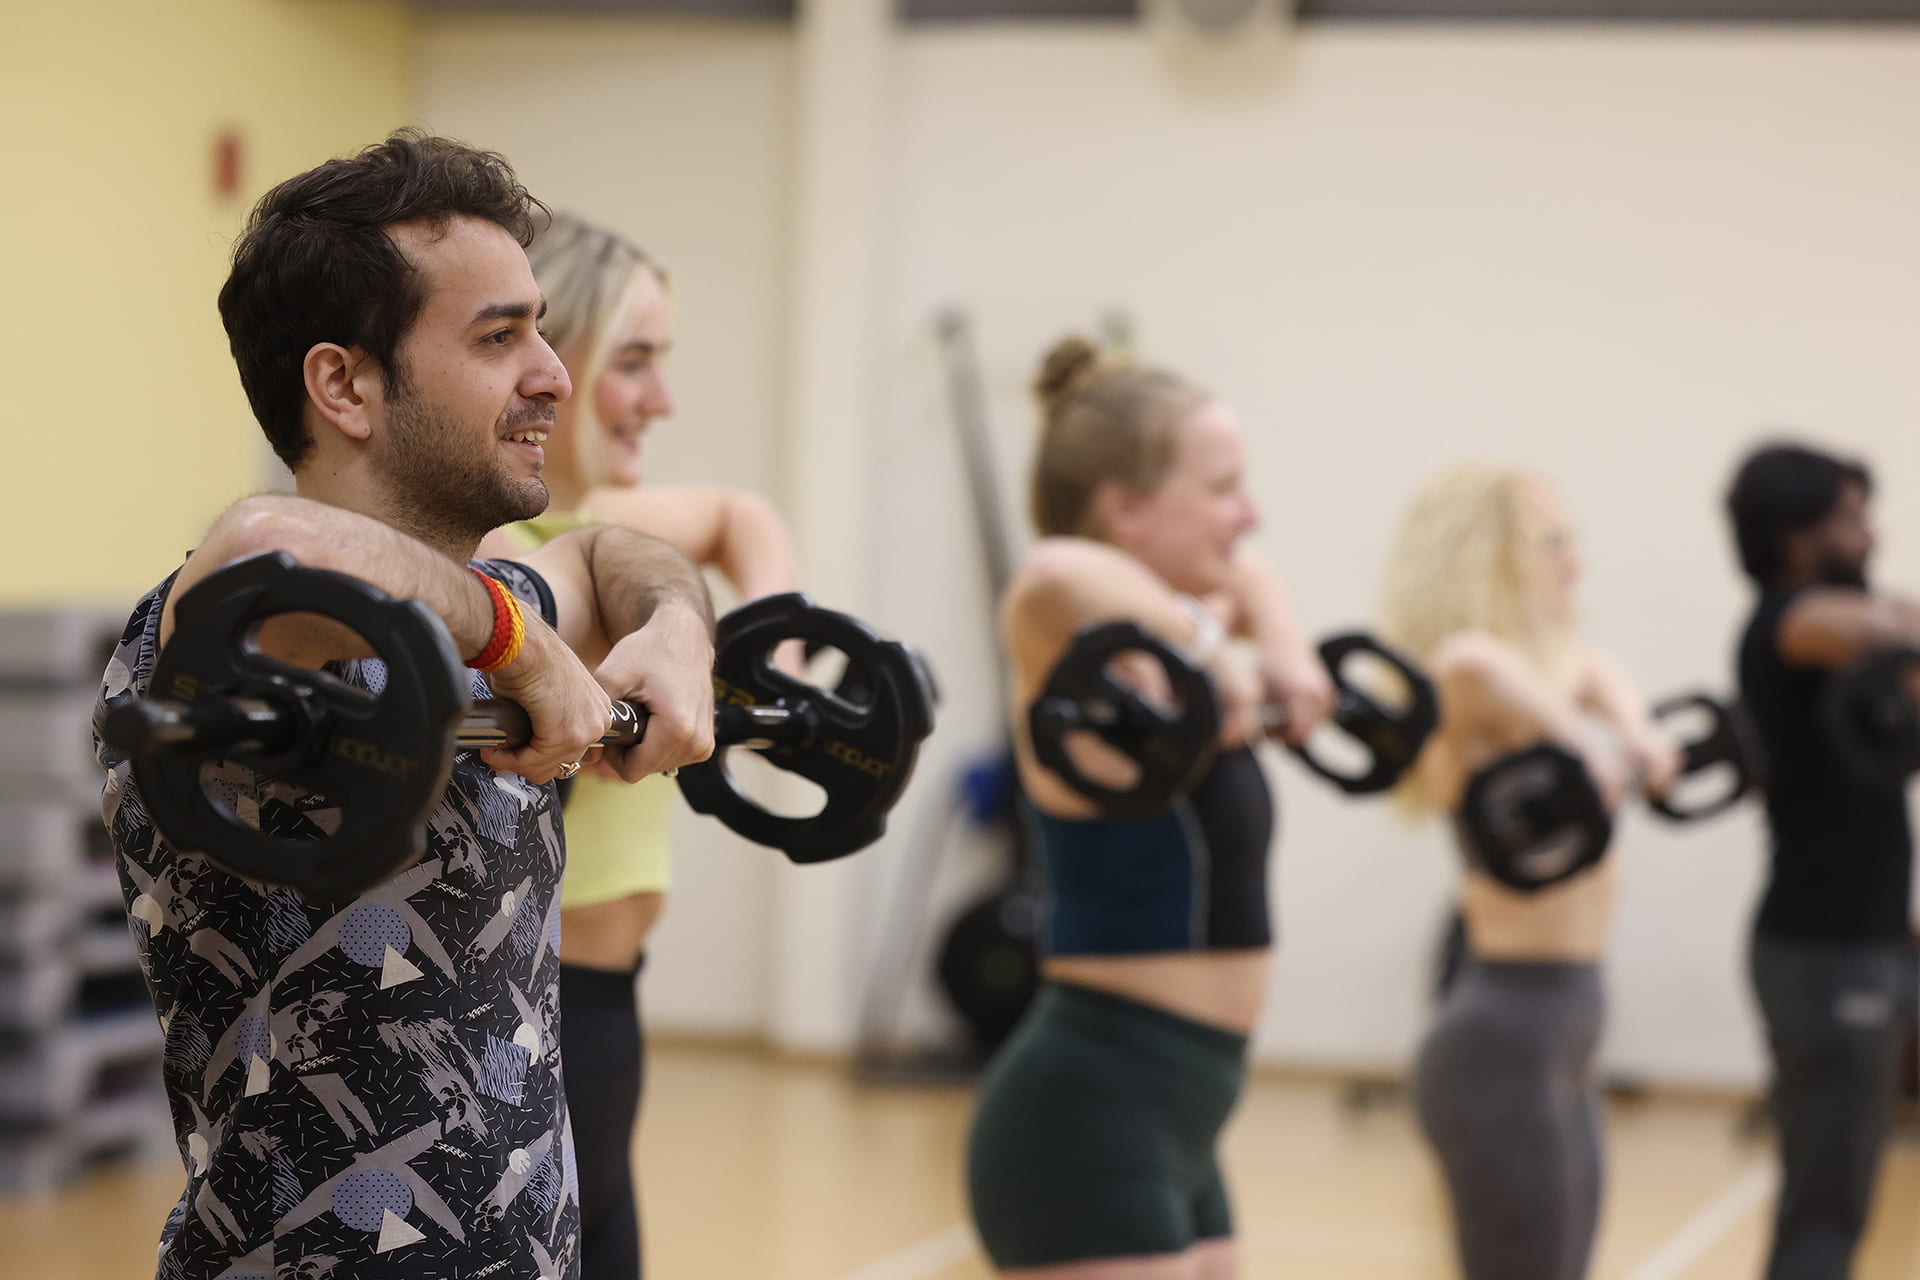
[1620,1157,1777,1280]
[835,1223,976,1280]
[831,1156,1778,1280]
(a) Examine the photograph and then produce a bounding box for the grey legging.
[1750,931,1918,1280]
[1413,958,1606,1280]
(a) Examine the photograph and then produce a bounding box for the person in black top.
[1727,442,1918,1280]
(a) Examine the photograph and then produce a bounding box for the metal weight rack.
[0,608,170,1194]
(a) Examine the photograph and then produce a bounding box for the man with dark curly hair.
[94,130,717,1280]
[1727,441,1919,1280]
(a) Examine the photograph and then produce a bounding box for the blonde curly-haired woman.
[1378,465,1680,1280]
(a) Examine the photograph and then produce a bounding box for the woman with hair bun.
[965,336,1333,1279]
[1376,465,1680,1280]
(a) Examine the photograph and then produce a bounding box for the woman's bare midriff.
[1044,951,1271,1036]
[1424,682,1621,967]
[1019,741,1272,1033]
[558,891,665,973]
[1002,555,1274,1035]
[1458,862,1616,964]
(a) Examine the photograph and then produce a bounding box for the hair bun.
[1034,335,1103,420]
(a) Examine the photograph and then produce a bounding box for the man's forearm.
[1777,590,1920,668]
[585,524,716,641]
[1869,597,1920,650]
[172,495,496,661]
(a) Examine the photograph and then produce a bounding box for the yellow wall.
[3,0,414,605]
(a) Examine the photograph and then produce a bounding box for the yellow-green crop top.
[501,510,675,906]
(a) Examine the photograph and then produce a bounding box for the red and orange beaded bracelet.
[467,569,527,673]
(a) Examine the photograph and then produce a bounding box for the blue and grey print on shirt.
[92,558,579,1280]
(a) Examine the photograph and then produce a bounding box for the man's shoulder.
[93,572,183,763]
[117,571,182,657]
[1743,583,1808,637]
[471,556,557,629]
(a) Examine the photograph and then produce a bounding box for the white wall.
[417,15,799,1036]
[875,24,1920,1089]
[418,15,1920,1087]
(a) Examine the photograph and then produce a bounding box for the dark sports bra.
[1029,747,1276,957]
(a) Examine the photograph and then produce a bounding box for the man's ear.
[302,343,381,444]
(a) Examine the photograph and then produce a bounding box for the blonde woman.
[478,213,795,1280]
[1377,466,1680,1280]
[966,337,1333,1280]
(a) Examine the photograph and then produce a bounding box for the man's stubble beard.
[1817,552,1870,591]
[376,388,551,549]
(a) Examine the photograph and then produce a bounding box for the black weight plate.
[1457,743,1612,893]
[908,645,942,710]
[935,889,1041,1056]
[1647,691,1757,822]
[1293,632,1439,795]
[677,593,934,862]
[1027,621,1220,820]
[134,553,470,898]
[803,636,878,708]
[1820,647,1920,793]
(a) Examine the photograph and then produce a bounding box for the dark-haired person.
[966,336,1333,1280]
[1725,441,1919,1280]
[92,131,717,1280]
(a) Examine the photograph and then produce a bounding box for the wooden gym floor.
[6,1040,1918,1279]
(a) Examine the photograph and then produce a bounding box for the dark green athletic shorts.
[966,980,1250,1268]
